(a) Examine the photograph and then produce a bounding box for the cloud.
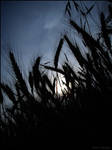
[44,17,61,30]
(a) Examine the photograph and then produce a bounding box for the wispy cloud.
[44,18,60,29]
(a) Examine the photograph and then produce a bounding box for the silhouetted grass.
[54,38,64,69]
[0,1,112,147]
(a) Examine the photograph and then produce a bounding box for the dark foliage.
[0,1,112,148]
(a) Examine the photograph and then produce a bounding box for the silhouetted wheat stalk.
[0,1,112,143]
[54,38,64,69]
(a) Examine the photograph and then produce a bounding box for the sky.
[1,1,110,83]
[1,1,67,82]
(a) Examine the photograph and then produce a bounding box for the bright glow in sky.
[55,74,68,95]
[1,1,110,107]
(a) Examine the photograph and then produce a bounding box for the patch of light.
[55,74,68,96]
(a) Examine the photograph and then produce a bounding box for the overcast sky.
[1,1,110,82]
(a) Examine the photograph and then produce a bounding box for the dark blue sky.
[1,1,67,81]
[1,1,109,82]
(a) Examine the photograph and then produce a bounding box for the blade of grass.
[54,38,64,69]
